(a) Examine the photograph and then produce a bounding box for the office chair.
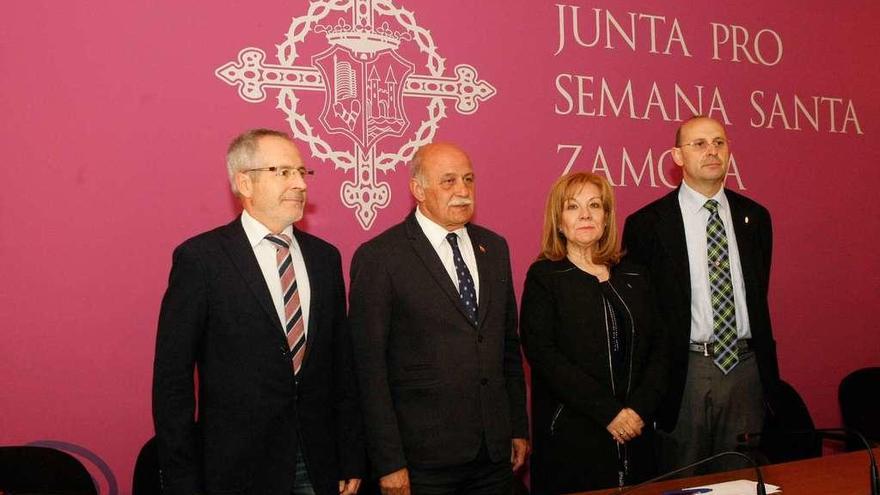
[839,367,880,448]
[752,380,822,463]
[0,445,97,494]
[132,436,160,495]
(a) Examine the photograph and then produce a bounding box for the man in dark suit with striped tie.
[152,129,363,495]
[349,142,530,495]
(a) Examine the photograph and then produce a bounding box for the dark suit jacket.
[521,258,668,493]
[622,188,780,432]
[348,211,529,477]
[152,217,364,495]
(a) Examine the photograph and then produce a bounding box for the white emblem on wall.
[216,0,496,229]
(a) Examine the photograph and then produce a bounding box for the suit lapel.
[293,228,320,370]
[655,189,692,302]
[725,190,758,291]
[404,212,476,325]
[469,227,493,328]
[219,218,286,338]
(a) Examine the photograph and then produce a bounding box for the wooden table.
[578,448,879,495]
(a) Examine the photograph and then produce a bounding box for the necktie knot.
[266,233,292,251]
[704,199,720,214]
[446,232,459,247]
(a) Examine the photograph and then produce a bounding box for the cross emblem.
[215,0,496,229]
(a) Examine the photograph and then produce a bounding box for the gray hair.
[225,129,291,195]
[409,146,427,187]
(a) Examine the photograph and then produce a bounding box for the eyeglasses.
[679,138,729,152]
[245,166,315,180]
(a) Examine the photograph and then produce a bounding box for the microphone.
[619,450,767,495]
[737,427,878,495]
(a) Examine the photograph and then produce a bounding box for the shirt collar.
[240,209,294,248]
[415,206,468,249]
[679,181,729,215]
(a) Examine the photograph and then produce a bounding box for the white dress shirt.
[678,182,751,342]
[240,210,311,336]
[415,207,480,303]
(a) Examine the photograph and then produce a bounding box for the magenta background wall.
[2,1,878,492]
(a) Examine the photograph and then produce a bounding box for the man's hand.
[510,438,530,471]
[379,468,410,495]
[338,478,361,494]
[606,408,645,444]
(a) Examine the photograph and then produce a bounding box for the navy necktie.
[446,232,478,324]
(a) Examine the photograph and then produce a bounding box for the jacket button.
[481,378,488,386]
[477,334,484,343]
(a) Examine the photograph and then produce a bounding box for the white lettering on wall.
[555,75,730,123]
[555,4,691,57]
[711,23,783,66]
[750,91,863,134]
[558,145,746,189]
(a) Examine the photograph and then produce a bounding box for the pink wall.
[2,1,877,492]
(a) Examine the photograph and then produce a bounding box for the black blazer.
[622,188,780,431]
[152,217,364,495]
[348,211,529,477]
[521,258,667,493]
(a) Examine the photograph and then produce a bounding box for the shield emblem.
[313,46,414,151]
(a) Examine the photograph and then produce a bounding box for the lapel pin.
[479,244,486,254]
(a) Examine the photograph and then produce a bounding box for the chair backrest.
[132,436,160,495]
[758,380,822,463]
[0,445,97,494]
[511,473,530,495]
[839,367,880,445]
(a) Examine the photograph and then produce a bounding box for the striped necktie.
[705,199,739,374]
[266,233,306,375]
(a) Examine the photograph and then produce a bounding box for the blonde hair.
[539,172,621,265]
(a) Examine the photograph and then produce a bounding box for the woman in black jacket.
[521,172,668,494]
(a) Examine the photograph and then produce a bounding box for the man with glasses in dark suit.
[153,129,363,495]
[623,116,780,474]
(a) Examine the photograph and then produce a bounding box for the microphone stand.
[738,427,878,495]
[618,450,766,495]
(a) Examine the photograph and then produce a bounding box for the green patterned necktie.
[705,199,739,374]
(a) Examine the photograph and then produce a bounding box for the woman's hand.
[606,408,645,443]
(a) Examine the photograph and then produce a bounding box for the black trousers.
[408,439,512,495]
